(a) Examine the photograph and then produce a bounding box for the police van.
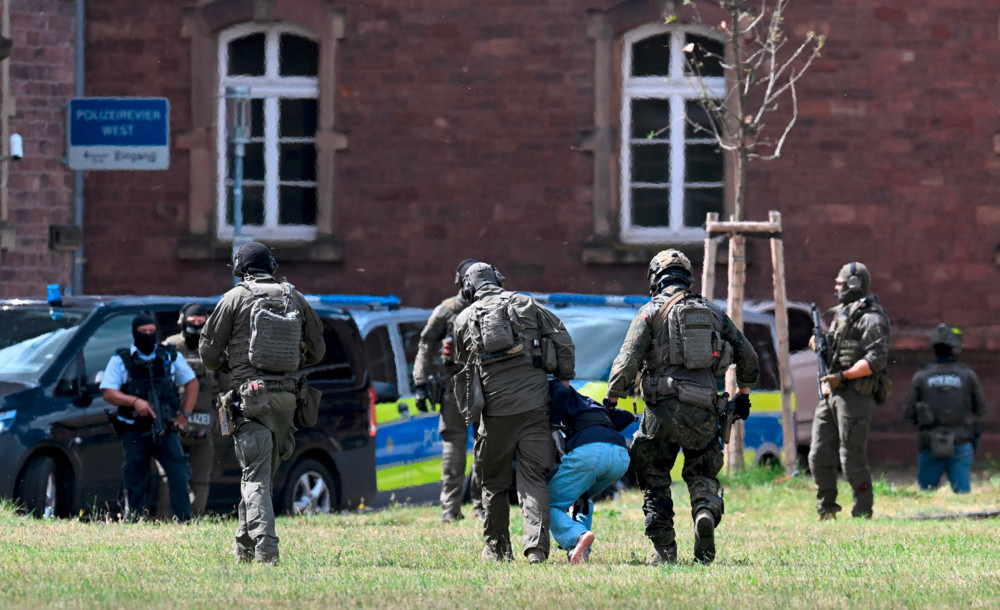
[304,295,460,506]
[0,290,377,518]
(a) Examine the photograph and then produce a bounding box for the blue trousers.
[918,442,973,494]
[548,442,630,550]
[122,428,192,520]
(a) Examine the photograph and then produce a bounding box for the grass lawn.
[2,469,999,608]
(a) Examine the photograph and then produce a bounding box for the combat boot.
[647,543,677,565]
[693,509,716,565]
[818,512,837,521]
[441,511,465,523]
[526,549,547,564]
[232,543,253,564]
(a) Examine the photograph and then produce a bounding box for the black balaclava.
[131,313,158,356]
[455,258,480,287]
[180,303,208,350]
[933,344,955,363]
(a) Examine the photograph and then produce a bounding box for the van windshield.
[0,307,85,381]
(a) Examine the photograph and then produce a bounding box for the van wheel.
[18,456,61,519]
[283,459,338,516]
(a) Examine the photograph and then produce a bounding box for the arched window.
[217,24,319,241]
[620,24,726,244]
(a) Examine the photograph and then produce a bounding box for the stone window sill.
[582,235,733,267]
[177,233,344,263]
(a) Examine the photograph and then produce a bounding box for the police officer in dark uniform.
[413,258,484,523]
[453,263,576,564]
[605,250,758,565]
[199,242,325,564]
[902,324,989,494]
[809,262,891,519]
[100,313,198,521]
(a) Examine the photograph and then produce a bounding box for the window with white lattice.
[620,24,726,244]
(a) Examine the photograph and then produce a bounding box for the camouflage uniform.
[156,332,229,516]
[454,275,575,562]
[413,291,483,520]
[607,284,758,554]
[809,293,890,518]
[200,268,325,564]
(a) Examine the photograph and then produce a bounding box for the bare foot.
[570,531,595,564]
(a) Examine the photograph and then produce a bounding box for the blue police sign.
[67,98,170,170]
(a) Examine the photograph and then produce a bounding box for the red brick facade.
[2,0,999,459]
[0,0,76,296]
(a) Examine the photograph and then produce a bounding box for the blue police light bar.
[523,292,650,308]
[305,294,401,310]
[46,284,63,306]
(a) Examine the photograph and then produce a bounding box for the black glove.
[414,384,432,413]
[571,492,591,520]
[733,394,751,421]
[602,397,617,410]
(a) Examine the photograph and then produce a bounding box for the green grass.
[2,471,1000,608]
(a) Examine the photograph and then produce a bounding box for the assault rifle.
[144,361,176,438]
[810,303,829,400]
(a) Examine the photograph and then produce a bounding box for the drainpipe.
[71,0,84,295]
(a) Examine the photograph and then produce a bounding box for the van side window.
[305,317,355,382]
[82,314,134,383]
[363,325,396,386]
[399,322,429,393]
[742,322,780,391]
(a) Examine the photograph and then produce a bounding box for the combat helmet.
[835,261,870,304]
[232,241,277,277]
[454,258,480,286]
[647,249,693,295]
[461,262,506,301]
[930,323,962,356]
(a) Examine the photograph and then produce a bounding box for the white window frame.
[620,23,726,244]
[217,23,319,242]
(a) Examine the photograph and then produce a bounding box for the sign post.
[67,97,169,170]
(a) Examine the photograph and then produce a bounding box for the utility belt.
[639,373,721,410]
[217,376,318,436]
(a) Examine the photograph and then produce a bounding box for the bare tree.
[671,0,825,221]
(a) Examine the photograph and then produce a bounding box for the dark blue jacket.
[549,380,636,453]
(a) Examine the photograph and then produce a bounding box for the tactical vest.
[828,296,890,398]
[916,362,975,442]
[243,279,303,374]
[165,334,217,440]
[441,296,467,369]
[639,292,732,404]
[116,346,181,424]
[469,291,526,364]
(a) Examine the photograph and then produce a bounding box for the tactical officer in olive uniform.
[101,313,198,521]
[159,303,230,516]
[809,262,891,519]
[903,324,988,494]
[605,250,758,565]
[453,263,576,564]
[413,258,484,523]
[199,242,325,564]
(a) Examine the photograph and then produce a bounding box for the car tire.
[282,459,338,516]
[18,456,61,519]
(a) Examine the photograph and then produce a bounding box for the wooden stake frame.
[703,211,797,475]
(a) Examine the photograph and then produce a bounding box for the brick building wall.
[0,0,76,297]
[8,0,997,459]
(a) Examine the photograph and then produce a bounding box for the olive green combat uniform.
[156,333,230,516]
[199,273,324,563]
[413,292,483,520]
[809,296,890,518]
[607,285,758,552]
[454,285,575,561]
